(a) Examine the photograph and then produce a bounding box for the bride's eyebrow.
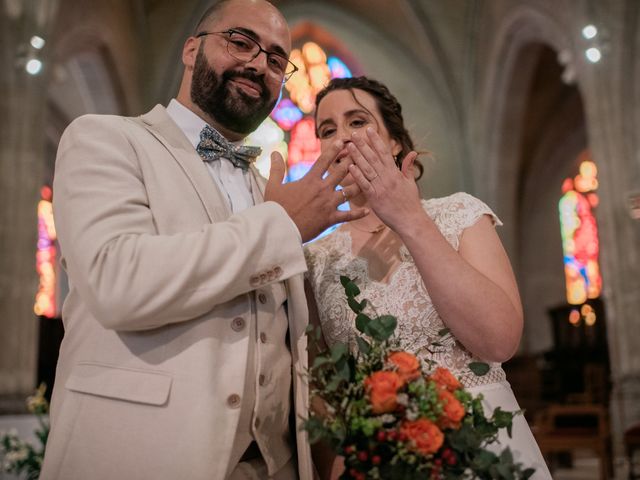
[317,109,373,132]
[317,118,336,131]
[345,108,371,118]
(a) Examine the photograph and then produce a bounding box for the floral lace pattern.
[305,192,507,388]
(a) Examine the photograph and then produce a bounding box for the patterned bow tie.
[196,125,262,171]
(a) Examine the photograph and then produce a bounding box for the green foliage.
[0,384,49,480]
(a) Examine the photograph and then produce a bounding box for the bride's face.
[315,88,400,188]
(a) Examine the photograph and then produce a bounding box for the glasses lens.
[225,31,297,81]
[226,31,258,60]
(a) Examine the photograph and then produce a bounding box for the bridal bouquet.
[304,276,535,480]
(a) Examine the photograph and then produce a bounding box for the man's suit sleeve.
[53,114,308,331]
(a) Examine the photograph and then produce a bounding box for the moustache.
[222,70,268,98]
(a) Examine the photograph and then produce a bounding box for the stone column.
[579,0,640,468]
[0,0,58,411]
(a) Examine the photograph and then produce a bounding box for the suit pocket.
[65,362,172,406]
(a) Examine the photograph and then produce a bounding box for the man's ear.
[182,37,199,70]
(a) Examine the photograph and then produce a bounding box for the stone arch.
[478,6,575,249]
[478,7,609,370]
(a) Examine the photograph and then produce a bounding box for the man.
[40,1,362,479]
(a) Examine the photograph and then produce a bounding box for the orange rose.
[430,367,461,392]
[387,351,421,384]
[364,371,403,414]
[437,389,465,429]
[400,418,444,455]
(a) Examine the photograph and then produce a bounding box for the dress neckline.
[332,227,412,288]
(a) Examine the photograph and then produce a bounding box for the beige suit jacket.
[41,105,313,480]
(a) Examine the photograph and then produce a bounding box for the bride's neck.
[346,195,385,232]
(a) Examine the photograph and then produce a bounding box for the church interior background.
[1,0,640,477]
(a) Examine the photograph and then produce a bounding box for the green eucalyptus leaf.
[366,315,397,341]
[356,336,371,354]
[348,297,363,313]
[499,447,514,464]
[335,358,351,382]
[496,461,514,480]
[312,356,332,369]
[471,449,497,470]
[330,342,348,362]
[345,281,360,298]
[355,313,370,333]
[325,375,342,392]
[492,407,514,429]
[468,361,490,376]
[340,275,351,287]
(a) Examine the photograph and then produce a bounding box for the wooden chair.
[625,423,640,480]
[534,403,613,479]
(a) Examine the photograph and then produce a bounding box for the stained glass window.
[246,41,353,183]
[35,185,57,318]
[559,150,602,305]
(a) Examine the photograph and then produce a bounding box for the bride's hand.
[347,127,423,233]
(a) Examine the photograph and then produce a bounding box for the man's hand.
[264,140,366,242]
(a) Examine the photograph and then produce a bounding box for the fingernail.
[366,127,373,133]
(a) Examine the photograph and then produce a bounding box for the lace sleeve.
[425,192,503,250]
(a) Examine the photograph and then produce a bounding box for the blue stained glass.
[287,163,313,183]
[328,57,352,79]
[271,99,303,130]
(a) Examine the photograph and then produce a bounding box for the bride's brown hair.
[314,76,424,180]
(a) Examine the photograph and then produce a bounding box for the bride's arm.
[305,280,344,480]
[347,129,523,363]
[399,213,523,363]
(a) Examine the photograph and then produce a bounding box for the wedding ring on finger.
[368,172,379,181]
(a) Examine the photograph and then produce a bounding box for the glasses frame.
[195,29,298,83]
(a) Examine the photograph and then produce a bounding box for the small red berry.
[344,445,355,455]
[397,432,408,442]
[349,468,359,477]
[376,430,387,442]
[387,431,398,441]
[357,451,368,462]
[434,458,443,466]
[372,455,381,465]
[356,473,366,480]
[446,453,457,466]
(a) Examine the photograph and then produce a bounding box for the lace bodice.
[304,192,507,388]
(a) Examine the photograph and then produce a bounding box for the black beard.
[190,45,277,134]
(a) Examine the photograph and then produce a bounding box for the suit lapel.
[135,105,231,222]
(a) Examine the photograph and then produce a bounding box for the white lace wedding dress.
[304,192,552,479]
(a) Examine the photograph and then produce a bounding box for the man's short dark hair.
[194,1,233,34]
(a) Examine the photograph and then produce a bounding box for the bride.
[304,76,552,480]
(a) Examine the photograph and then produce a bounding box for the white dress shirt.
[166,99,254,214]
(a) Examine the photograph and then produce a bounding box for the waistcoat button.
[227,394,241,408]
[231,317,245,332]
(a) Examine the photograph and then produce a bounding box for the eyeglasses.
[196,29,298,82]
